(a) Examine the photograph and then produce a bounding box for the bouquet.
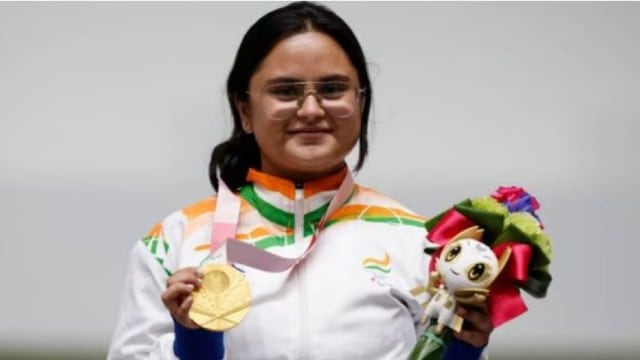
[408,186,553,360]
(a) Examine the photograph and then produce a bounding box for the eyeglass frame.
[245,80,367,120]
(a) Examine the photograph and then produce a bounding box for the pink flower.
[491,186,526,203]
[491,186,543,227]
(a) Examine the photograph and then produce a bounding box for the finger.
[457,306,493,332]
[175,296,200,330]
[177,296,193,321]
[161,283,195,307]
[458,300,489,314]
[166,267,202,288]
[166,267,200,286]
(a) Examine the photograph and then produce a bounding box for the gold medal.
[189,264,251,331]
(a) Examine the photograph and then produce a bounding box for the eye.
[267,83,303,100]
[444,244,461,262]
[317,81,349,99]
[467,263,492,282]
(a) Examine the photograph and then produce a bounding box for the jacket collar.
[245,167,348,200]
[240,167,349,228]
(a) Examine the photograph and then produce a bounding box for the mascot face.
[437,238,499,292]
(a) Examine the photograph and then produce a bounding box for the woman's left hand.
[453,302,494,348]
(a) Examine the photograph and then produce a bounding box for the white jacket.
[108,168,433,360]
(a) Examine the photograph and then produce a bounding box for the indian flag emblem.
[362,253,392,286]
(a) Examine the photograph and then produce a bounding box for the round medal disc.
[189,264,251,331]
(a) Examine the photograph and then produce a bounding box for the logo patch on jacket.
[362,252,392,287]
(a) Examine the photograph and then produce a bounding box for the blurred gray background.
[1,2,639,359]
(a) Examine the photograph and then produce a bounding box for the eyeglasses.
[247,81,365,121]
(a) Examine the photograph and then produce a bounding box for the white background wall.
[1,2,639,357]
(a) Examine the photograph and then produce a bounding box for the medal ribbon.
[210,170,354,272]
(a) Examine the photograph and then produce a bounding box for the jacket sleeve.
[442,339,488,360]
[107,239,178,360]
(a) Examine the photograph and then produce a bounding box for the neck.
[260,162,348,184]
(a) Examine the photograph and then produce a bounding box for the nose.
[296,92,326,120]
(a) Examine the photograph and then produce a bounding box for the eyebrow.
[264,74,352,86]
[318,74,351,82]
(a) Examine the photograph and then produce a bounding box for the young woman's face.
[238,31,362,181]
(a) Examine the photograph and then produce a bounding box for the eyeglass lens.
[260,81,360,120]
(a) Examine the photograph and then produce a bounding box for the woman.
[108,2,492,359]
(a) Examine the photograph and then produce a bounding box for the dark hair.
[209,1,372,191]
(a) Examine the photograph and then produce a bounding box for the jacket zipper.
[294,181,309,359]
[294,181,304,245]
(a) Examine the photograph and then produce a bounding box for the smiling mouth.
[450,269,460,275]
[290,129,331,134]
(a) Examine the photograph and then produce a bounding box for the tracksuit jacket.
[107,168,484,359]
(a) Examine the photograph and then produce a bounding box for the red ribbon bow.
[488,241,532,327]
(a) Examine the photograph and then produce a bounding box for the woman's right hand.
[161,267,203,329]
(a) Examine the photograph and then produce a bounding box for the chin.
[289,155,344,175]
[289,145,333,161]
[283,143,351,173]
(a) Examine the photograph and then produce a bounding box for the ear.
[452,225,484,242]
[235,98,253,134]
[496,246,512,275]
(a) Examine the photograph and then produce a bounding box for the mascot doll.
[409,186,553,360]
